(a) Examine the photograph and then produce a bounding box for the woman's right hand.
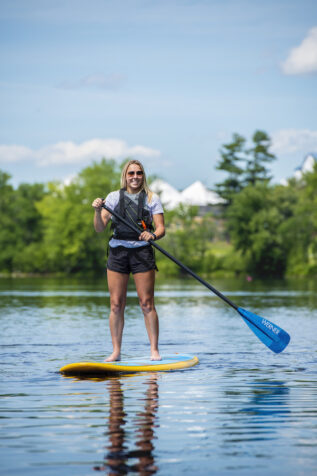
[92,198,104,211]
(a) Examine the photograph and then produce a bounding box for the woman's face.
[126,164,144,193]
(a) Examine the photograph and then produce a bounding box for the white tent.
[151,179,226,209]
[180,180,226,206]
[150,179,182,209]
[294,153,317,180]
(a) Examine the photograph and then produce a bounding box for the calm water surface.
[1,276,317,475]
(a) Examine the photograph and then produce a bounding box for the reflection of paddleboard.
[60,354,199,376]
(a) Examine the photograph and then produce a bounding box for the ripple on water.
[1,278,317,475]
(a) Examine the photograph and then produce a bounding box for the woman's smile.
[126,166,143,192]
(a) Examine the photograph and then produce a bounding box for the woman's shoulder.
[106,190,120,198]
[147,192,164,213]
[105,190,120,207]
[147,191,160,203]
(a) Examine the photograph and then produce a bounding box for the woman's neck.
[126,186,142,194]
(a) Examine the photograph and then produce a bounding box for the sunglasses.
[127,170,143,176]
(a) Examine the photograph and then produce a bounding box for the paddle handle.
[102,202,238,311]
[153,241,238,310]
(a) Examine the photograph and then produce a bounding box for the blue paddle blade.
[237,307,290,353]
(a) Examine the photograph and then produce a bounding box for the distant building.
[280,153,317,185]
[150,179,182,209]
[150,179,226,212]
[181,180,227,206]
[293,153,317,180]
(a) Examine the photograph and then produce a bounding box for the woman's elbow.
[94,225,106,233]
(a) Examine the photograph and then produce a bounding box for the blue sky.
[1,0,317,189]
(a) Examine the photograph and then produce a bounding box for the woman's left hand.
[139,231,155,242]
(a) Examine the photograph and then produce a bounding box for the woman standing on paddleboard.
[92,160,165,362]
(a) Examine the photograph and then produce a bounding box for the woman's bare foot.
[104,352,121,362]
[150,350,162,361]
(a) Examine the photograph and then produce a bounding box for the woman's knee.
[139,296,155,315]
[110,297,126,315]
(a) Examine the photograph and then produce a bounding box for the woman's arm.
[139,213,165,242]
[152,213,165,240]
[92,198,111,232]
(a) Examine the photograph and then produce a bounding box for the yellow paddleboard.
[60,354,199,376]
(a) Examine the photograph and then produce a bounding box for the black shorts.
[107,245,157,275]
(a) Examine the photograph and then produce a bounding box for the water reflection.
[242,381,290,418]
[222,379,290,448]
[94,375,159,475]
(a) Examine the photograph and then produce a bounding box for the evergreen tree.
[244,130,276,186]
[215,133,245,204]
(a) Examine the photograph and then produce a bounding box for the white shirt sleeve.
[105,190,120,212]
[148,194,164,215]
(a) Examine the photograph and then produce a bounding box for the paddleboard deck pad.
[60,354,199,376]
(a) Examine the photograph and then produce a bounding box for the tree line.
[215,130,317,277]
[0,132,316,277]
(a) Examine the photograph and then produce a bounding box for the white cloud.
[0,139,161,166]
[271,129,317,155]
[0,145,34,162]
[281,27,317,75]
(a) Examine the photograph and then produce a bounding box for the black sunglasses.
[127,170,143,176]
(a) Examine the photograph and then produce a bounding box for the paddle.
[102,202,291,353]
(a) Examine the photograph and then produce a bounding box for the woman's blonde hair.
[120,159,153,201]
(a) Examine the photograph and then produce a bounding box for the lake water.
[1,276,317,475]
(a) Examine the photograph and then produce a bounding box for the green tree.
[215,133,245,204]
[0,170,15,271]
[157,204,216,275]
[12,182,47,272]
[282,163,317,275]
[244,130,276,186]
[227,183,297,277]
[36,159,120,274]
[0,171,46,272]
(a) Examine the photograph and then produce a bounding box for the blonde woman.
[92,160,165,362]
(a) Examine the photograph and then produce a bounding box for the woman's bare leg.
[133,270,161,361]
[105,269,130,362]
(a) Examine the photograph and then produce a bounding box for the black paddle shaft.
[102,202,238,311]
